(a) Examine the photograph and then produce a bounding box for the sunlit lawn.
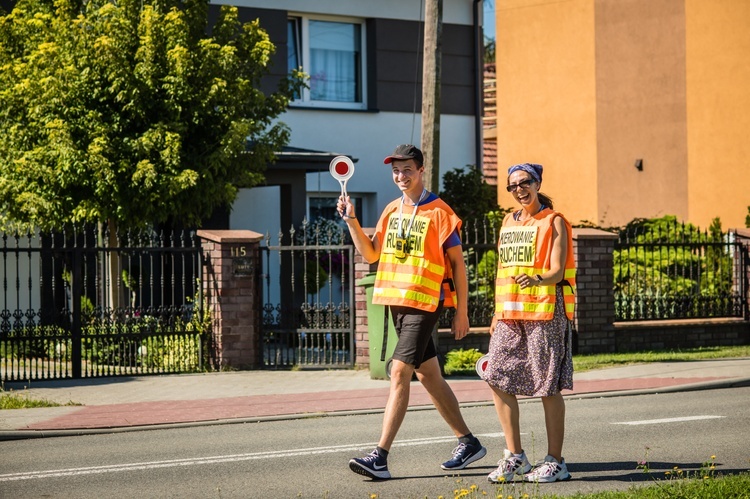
[572,345,750,373]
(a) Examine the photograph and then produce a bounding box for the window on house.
[309,196,362,235]
[288,15,366,110]
[287,18,302,100]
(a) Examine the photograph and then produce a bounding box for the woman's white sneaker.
[487,449,532,483]
[523,455,571,483]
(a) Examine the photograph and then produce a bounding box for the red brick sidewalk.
[21,376,724,431]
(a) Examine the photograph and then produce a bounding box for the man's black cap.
[383,144,424,166]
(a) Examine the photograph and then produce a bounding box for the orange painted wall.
[495,0,750,229]
[495,0,598,224]
[685,0,750,230]
[594,0,688,227]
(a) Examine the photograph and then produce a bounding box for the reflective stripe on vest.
[495,209,576,321]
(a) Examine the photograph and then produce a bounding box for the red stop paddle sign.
[334,160,351,177]
[329,156,355,197]
[475,354,490,376]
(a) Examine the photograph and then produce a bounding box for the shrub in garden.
[443,348,483,376]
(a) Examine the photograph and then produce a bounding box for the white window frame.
[288,13,367,111]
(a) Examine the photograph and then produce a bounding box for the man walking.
[337,144,486,480]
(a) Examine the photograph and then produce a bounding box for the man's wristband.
[535,274,543,284]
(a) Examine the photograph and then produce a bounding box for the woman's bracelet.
[342,214,356,220]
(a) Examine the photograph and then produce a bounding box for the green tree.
[439,165,503,222]
[0,0,304,230]
[438,166,507,327]
[484,38,495,65]
[615,216,703,295]
[704,217,732,296]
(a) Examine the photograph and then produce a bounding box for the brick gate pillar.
[197,230,263,370]
[353,228,378,368]
[572,228,619,353]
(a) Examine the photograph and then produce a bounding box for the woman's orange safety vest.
[373,197,461,312]
[495,208,576,321]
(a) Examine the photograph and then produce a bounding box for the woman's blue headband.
[507,163,543,184]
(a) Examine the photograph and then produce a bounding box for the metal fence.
[614,220,747,321]
[259,216,500,369]
[1,224,204,381]
[260,219,355,369]
[439,216,500,329]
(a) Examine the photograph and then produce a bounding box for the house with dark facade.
[216,0,486,235]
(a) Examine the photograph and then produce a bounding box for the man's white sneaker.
[523,455,571,483]
[487,449,532,483]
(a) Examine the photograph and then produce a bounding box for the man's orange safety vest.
[373,197,460,312]
[495,208,576,321]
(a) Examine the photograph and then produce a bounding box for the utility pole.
[421,0,442,194]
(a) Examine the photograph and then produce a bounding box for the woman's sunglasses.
[506,178,536,192]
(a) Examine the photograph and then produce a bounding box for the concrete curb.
[2,376,748,442]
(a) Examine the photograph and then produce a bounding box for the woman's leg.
[541,392,565,461]
[490,386,522,453]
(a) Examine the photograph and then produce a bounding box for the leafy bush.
[443,348,483,376]
[475,249,498,295]
[439,166,505,222]
[1,285,210,373]
[0,325,69,359]
[614,215,738,320]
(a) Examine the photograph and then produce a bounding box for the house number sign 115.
[230,246,253,277]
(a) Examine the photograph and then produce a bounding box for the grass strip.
[0,391,80,409]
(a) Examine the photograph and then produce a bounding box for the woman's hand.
[513,273,538,290]
[489,315,499,335]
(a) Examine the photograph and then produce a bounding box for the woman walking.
[482,162,576,483]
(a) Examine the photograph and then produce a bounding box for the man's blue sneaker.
[441,440,487,470]
[349,449,391,480]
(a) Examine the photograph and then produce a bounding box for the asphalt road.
[1,387,749,498]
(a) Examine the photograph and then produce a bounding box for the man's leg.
[417,356,487,470]
[415,356,470,437]
[349,359,413,480]
[377,359,414,451]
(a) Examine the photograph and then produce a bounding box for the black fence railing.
[614,219,747,321]
[260,218,355,369]
[439,216,500,329]
[1,224,204,381]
